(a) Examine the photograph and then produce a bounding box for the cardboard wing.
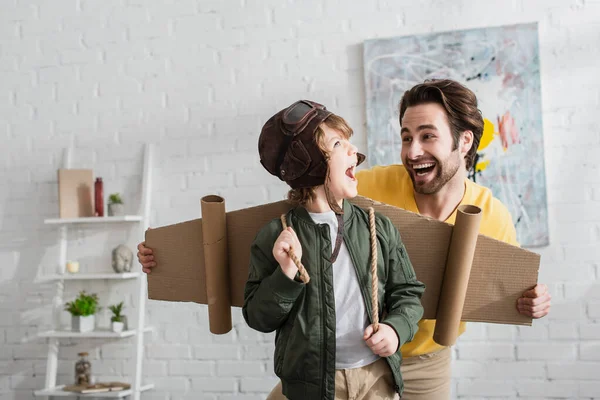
[146,195,539,345]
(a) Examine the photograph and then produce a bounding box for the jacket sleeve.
[242,221,305,333]
[379,217,426,347]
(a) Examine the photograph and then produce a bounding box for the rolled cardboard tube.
[201,195,232,334]
[433,204,482,346]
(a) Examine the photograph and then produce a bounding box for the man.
[356,79,551,399]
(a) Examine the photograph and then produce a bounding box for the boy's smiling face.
[320,124,359,201]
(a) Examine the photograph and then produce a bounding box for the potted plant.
[107,193,124,216]
[64,291,99,333]
[109,302,125,333]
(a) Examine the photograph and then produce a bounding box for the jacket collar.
[293,199,354,226]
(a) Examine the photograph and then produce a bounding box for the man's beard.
[408,151,461,195]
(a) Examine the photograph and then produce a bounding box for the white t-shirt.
[308,210,380,370]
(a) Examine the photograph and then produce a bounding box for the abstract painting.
[363,23,548,247]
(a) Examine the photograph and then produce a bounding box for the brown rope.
[369,207,379,333]
[280,215,310,284]
[279,208,379,333]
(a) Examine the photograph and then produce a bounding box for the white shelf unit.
[38,272,141,282]
[37,326,154,339]
[44,216,144,224]
[36,144,154,400]
[34,384,154,398]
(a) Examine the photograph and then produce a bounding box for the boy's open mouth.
[345,164,356,180]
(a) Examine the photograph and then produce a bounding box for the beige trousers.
[267,348,451,400]
[266,358,399,400]
[400,347,452,400]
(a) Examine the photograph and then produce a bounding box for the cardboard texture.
[146,195,540,343]
[57,169,94,218]
[433,205,482,346]
[201,196,232,334]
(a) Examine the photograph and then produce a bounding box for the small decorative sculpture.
[112,245,133,273]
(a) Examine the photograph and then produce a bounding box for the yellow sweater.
[356,164,518,358]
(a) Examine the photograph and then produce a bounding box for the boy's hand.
[363,323,399,357]
[137,229,155,274]
[273,227,302,280]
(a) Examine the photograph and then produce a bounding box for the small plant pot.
[72,315,95,333]
[108,203,124,216]
[111,321,125,333]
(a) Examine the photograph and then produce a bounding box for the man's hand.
[363,323,399,357]
[518,283,551,318]
[137,228,155,274]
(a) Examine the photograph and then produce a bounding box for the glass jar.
[74,352,92,385]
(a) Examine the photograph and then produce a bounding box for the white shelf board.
[44,215,143,224]
[34,383,154,398]
[37,327,154,339]
[39,272,140,282]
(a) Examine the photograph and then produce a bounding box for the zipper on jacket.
[319,225,328,400]
[345,233,374,326]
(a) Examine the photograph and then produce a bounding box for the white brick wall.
[2,0,599,399]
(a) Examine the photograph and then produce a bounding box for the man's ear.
[460,130,474,156]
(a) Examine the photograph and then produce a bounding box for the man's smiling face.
[400,102,463,195]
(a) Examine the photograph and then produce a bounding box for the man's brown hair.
[398,79,484,171]
[287,114,353,206]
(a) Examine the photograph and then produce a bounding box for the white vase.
[112,321,125,333]
[108,203,124,216]
[72,315,95,333]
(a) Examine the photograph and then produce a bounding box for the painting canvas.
[363,23,549,247]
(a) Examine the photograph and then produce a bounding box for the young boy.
[136,100,425,399]
[244,100,425,400]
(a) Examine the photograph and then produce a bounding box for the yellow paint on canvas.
[475,118,496,173]
[475,159,490,172]
[478,118,495,151]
